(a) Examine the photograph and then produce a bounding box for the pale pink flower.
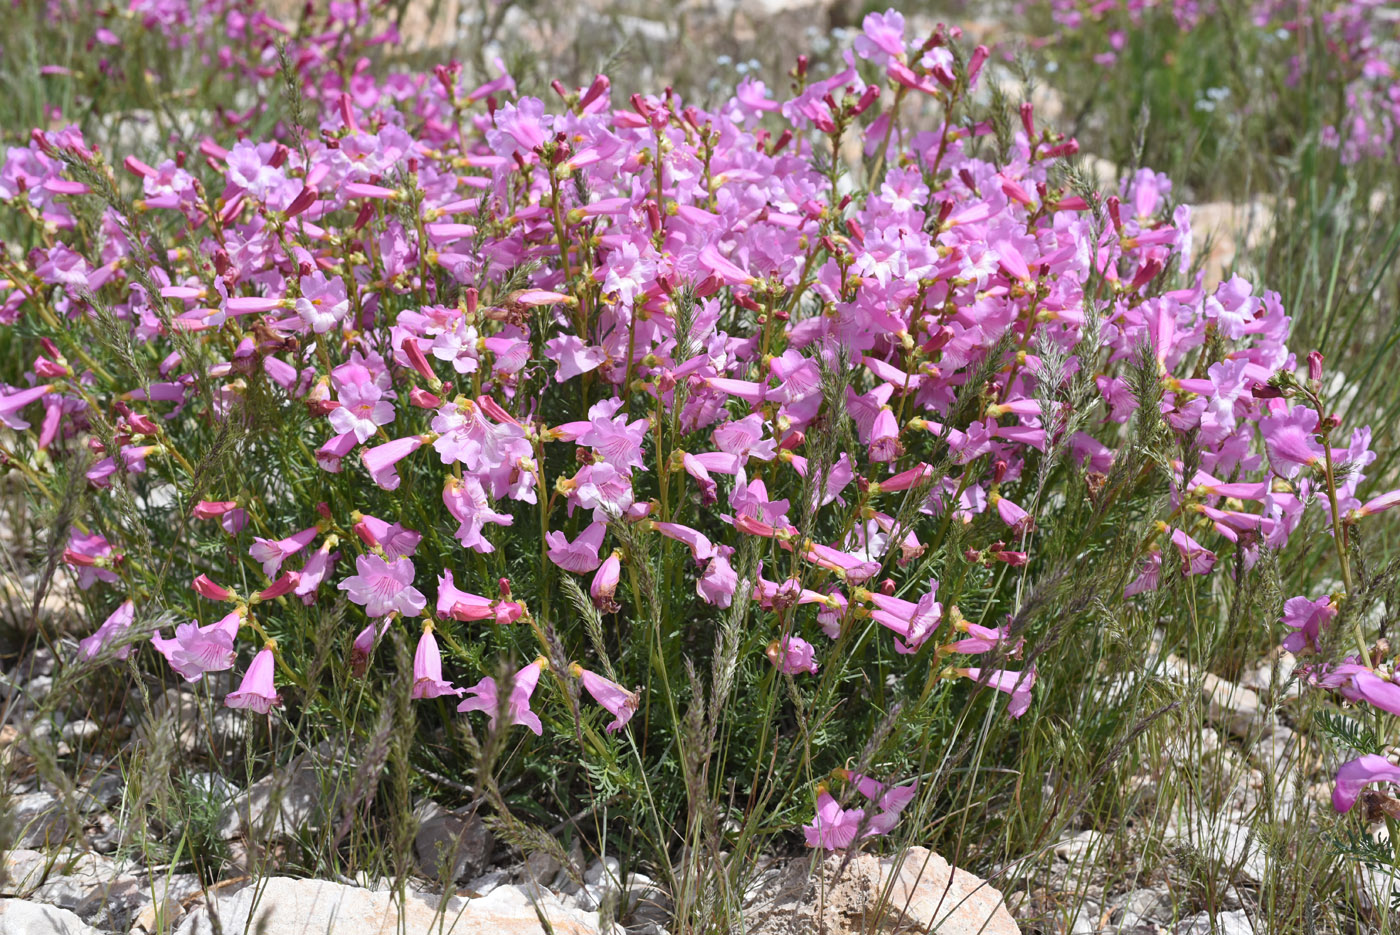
[571,664,639,732]
[546,521,607,572]
[436,570,524,624]
[225,646,282,714]
[249,525,319,577]
[361,434,426,491]
[592,552,621,613]
[1333,754,1400,813]
[458,660,544,735]
[151,610,243,682]
[411,628,464,699]
[803,792,864,850]
[766,636,818,675]
[78,600,135,662]
[338,554,427,618]
[957,666,1036,718]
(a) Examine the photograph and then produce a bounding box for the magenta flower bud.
[1307,351,1324,384]
[192,574,235,602]
[579,74,610,111]
[591,552,621,613]
[192,500,238,520]
[254,570,300,602]
[225,645,282,714]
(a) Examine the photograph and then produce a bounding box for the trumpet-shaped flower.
[411,628,463,699]
[225,646,282,713]
[338,554,427,618]
[151,610,243,682]
[458,660,544,735]
[571,664,639,732]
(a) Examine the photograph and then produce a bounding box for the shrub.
[2,2,1398,927]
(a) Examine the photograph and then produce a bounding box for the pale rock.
[2,849,49,892]
[624,872,671,929]
[0,899,101,935]
[1116,888,1171,928]
[25,852,127,917]
[585,856,621,887]
[463,869,509,897]
[220,744,350,841]
[1054,830,1105,864]
[1249,726,1297,774]
[1067,899,1102,934]
[173,876,599,934]
[1175,909,1254,935]
[128,873,204,933]
[523,849,562,885]
[7,791,70,848]
[58,720,99,746]
[1165,811,1267,885]
[743,846,1020,935]
[1198,670,1260,737]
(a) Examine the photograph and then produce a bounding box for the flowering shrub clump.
[1025,0,1399,165]
[2,3,1398,879]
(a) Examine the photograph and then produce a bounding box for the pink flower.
[766,636,818,675]
[0,383,54,430]
[1281,595,1336,654]
[63,527,119,590]
[1261,406,1325,478]
[78,600,135,662]
[591,551,621,613]
[361,435,426,491]
[992,495,1034,536]
[328,364,395,443]
[352,514,422,558]
[411,627,464,699]
[546,521,607,572]
[151,610,243,682]
[338,554,427,618]
[443,475,512,552]
[854,9,906,64]
[225,646,282,714]
[577,408,650,474]
[1333,754,1400,813]
[436,570,524,624]
[697,553,739,608]
[430,398,529,478]
[571,664,639,732]
[249,525,319,577]
[803,792,865,850]
[839,770,918,835]
[350,621,383,677]
[957,666,1036,718]
[293,542,337,604]
[458,660,544,735]
[294,270,349,334]
[545,334,606,382]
